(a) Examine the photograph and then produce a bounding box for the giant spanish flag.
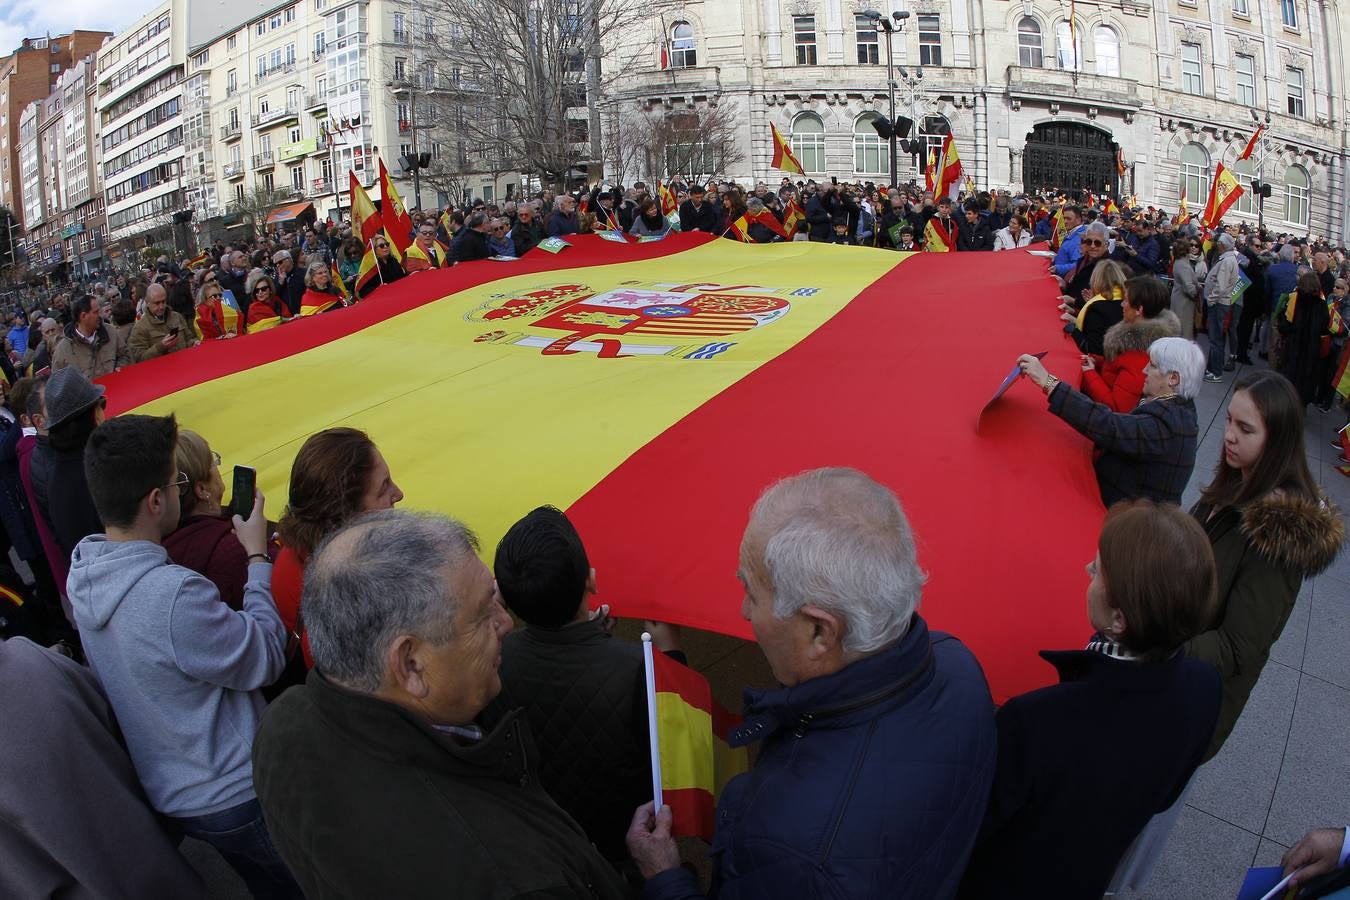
[98,234,1103,703]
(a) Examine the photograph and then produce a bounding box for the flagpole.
[641,632,664,813]
[373,238,385,285]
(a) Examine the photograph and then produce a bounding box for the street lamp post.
[1248,109,1274,235]
[863,11,910,188]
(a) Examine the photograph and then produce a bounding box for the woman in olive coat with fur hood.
[1187,370,1345,761]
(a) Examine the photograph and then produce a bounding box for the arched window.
[670,22,696,68]
[1017,17,1043,68]
[853,114,889,176]
[1180,143,1210,214]
[1231,158,1256,215]
[1284,165,1310,227]
[1094,26,1120,77]
[790,113,826,175]
[1055,21,1081,71]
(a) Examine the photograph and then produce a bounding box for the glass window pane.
[1018,18,1043,68]
[1094,27,1119,77]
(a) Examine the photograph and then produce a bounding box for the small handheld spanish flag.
[330,261,350,304]
[642,633,749,840]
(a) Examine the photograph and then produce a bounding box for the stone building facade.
[604,0,1347,241]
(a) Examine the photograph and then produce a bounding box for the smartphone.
[230,465,256,519]
[169,326,181,336]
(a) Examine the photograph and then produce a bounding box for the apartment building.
[97,0,189,249]
[0,31,110,235]
[57,58,110,275]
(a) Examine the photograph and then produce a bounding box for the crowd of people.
[0,176,1348,900]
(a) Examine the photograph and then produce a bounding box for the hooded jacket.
[1187,493,1345,759]
[66,538,287,817]
[1204,248,1241,307]
[1081,310,1181,413]
[51,321,126,380]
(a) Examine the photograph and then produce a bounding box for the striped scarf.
[1085,632,1139,661]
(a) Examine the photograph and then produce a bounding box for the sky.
[0,0,151,58]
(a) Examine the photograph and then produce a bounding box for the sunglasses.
[376,243,389,249]
[1081,239,1105,247]
[255,284,272,293]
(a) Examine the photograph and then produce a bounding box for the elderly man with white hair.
[1019,336,1206,507]
[252,510,630,900]
[628,467,997,900]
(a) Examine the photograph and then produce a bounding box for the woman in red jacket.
[245,276,285,332]
[1080,275,1181,412]
[272,427,404,666]
[162,430,250,609]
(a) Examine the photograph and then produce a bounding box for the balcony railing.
[252,151,275,169]
[254,62,296,85]
[223,162,245,178]
[1005,65,1141,109]
[304,91,328,111]
[311,178,334,195]
[220,122,242,141]
[252,104,300,128]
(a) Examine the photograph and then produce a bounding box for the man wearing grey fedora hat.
[30,368,106,565]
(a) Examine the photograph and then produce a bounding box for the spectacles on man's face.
[1082,239,1105,247]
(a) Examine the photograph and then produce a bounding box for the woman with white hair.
[1018,336,1206,507]
[298,259,345,316]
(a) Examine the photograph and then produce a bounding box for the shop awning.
[265,201,314,225]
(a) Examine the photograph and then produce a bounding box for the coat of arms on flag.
[467,282,797,359]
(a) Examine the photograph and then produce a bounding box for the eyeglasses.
[164,471,191,491]
[1081,239,1105,247]
[206,292,222,300]
[376,243,389,249]
[211,451,222,467]
[255,284,272,293]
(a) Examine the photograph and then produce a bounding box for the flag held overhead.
[770,123,805,175]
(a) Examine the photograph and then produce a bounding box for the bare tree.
[393,0,674,191]
[602,101,745,184]
[227,184,295,240]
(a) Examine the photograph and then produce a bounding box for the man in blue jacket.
[627,467,997,900]
[1052,204,1086,277]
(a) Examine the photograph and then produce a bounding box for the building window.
[1094,27,1120,77]
[1056,22,1081,71]
[285,44,296,65]
[290,165,304,190]
[1180,42,1203,94]
[393,12,406,42]
[259,96,270,115]
[227,34,237,50]
[789,113,826,174]
[1231,158,1257,215]
[271,14,282,29]
[1286,67,1305,117]
[1017,17,1043,68]
[1280,0,1297,27]
[262,172,274,192]
[314,33,326,57]
[399,142,412,159]
[260,134,272,153]
[236,183,245,201]
[671,22,696,68]
[1284,165,1309,226]
[853,114,888,176]
[394,57,406,80]
[288,125,301,142]
[1234,54,1256,105]
[918,15,942,66]
[794,16,817,65]
[1233,0,1249,14]
[856,16,879,65]
[256,22,265,36]
[1180,142,1210,211]
[285,5,296,22]
[192,50,209,67]
[917,116,951,177]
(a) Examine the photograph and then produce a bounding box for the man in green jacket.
[252,510,629,900]
[127,283,192,364]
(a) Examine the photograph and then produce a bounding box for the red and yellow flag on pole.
[769,123,805,175]
[657,182,678,216]
[1116,148,1126,177]
[782,197,805,238]
[932,134,963,203]
[1238,127,1264,162]
[1174,186,1189,225]
[924,216,957,252]
[98,236,1106,704]
[649,649,749,839]
[1203,163,1244,229]
[378,158,414,259]
[330,261,350,303]
[350,170,383,246]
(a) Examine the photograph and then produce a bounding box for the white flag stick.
[641,632,664,812]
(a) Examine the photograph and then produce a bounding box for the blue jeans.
[1206,302,1228,375]
[172,798,303,900]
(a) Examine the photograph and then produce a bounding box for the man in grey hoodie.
[67,414,301,899]
[1202,231,1242,382]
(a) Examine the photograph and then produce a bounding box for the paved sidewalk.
[192,359,1349,899]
